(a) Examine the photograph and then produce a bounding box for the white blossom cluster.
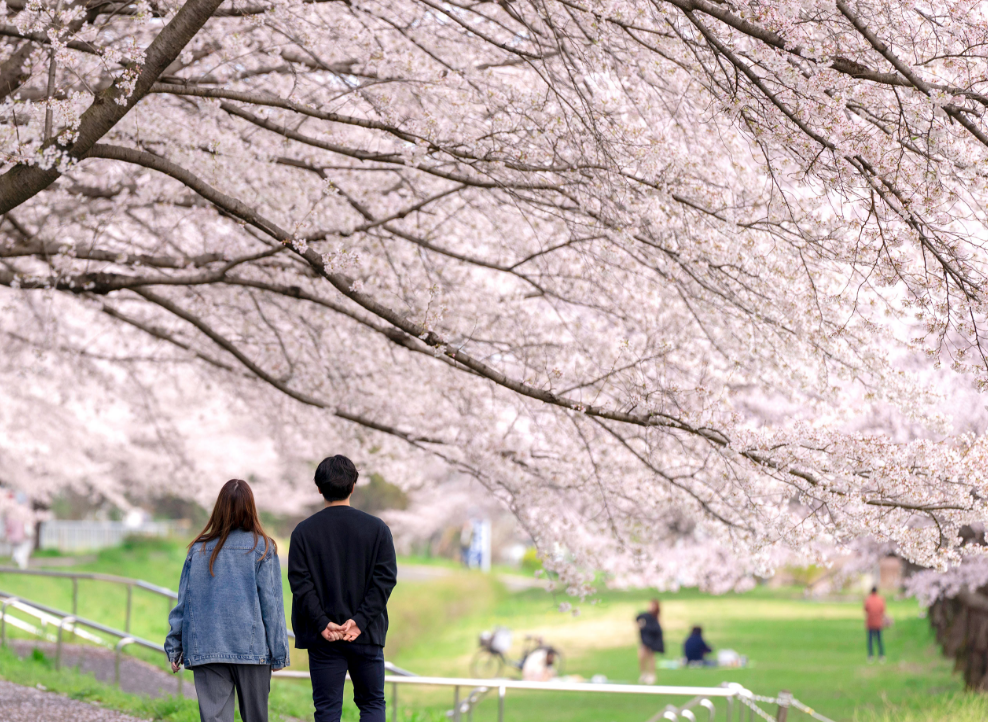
[907,552,988,606]
[1,0,988,590]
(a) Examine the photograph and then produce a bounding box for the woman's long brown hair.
[189,479,275,576]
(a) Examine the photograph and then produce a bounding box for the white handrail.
[270,674,736,722]
[2,598,106,647]
[272,672,736,697]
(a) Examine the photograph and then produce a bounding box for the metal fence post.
[0,597,17,646]
[699,699,715,722]
[775,690,791,722]
[498,685,505,722]
[72,578,78,616]
[125,585,132,634]
[391,681,398,722]
[55,616,75,670]
[453,686,460,722]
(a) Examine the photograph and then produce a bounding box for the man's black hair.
[315,455,359,501]
[871,586,878,594]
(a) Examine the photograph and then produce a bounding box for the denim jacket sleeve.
[257,549,290,668]
[164,554,192,664]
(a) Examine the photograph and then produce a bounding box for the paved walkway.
[0,679,149,722]
[9,640,196,700]
[398,564,549,591]
[5,645,309,722]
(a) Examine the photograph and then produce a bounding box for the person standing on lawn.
[636,599,665,684]
[3,492,35,570]
[165,479,290,722]
[865,586,887,663]
[288,455,398,722]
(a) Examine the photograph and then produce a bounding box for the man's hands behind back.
[321,623,342,642]
[340,619,361,642]
[322,619,362,643]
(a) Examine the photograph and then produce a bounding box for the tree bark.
[929,588,988,690]
[0,41,34,102]
[0,0,225,214]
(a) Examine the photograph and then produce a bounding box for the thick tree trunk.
[929,588,988,690]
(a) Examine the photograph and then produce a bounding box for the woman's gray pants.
[192,663,271,722]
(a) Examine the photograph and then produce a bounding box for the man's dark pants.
[309,642,386,722]
[867,628,884,658]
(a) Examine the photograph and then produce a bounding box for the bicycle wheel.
[470,649,505,678]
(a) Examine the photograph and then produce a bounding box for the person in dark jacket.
[636,599,664,684]
[288,455,398,722]
[683,626,713,665]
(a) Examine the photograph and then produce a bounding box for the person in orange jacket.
[864,586,887,663]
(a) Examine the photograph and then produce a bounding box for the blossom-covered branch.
[3,0,988,589]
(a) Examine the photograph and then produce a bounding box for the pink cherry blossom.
[2,0,988,589]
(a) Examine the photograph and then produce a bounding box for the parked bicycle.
[470,626,565,679]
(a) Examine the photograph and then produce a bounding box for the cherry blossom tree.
[3,0,988,590]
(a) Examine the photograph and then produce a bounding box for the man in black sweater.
[288,455,398,722]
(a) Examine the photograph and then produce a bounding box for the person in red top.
[864,587,887,663]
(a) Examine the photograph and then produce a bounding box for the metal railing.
[0,567,832,722]
[271,672,777,722]
[0,566,177,633]
[0,570,414,680]
[0,589,773,722]
[0,589,188,694]
[0,566,421,672]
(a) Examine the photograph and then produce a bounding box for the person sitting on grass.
[683,626,714,666]
[521,644,559,681]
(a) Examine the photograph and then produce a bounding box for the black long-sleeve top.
[684,631,712,662]
[636,612,664,653]
[288,506,397,648]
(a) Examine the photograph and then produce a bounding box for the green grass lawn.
[388,586,970,722]
[0,538,983,722]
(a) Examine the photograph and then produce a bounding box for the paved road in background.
[398,564,549,591]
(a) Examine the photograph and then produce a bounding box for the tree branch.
[130,287,446,445]
[0,0,227,214]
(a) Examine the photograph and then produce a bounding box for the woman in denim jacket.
[165,479,290,722]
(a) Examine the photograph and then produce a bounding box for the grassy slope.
[0,539,498,664]
[0,538,495,721]
[388,586,969,722]
[0,539,984,722]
